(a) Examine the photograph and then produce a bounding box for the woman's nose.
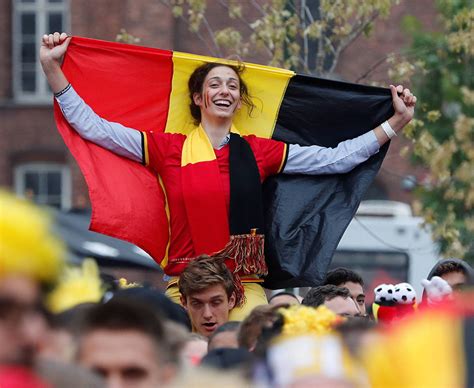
[219,85,230,95]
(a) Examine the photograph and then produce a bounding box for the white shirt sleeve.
[55,86,143,163]
[283,130,380,175]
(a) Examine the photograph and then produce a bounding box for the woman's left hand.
[390,84,417,126]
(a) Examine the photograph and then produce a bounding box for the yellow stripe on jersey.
[277,143,288,173]
[157,175,171,269]
[181,125,216,166]
[181,124,242,166]
[142,131,150,166]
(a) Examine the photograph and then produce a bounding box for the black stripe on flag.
[263,74,393,288]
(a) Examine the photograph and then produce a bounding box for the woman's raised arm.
[40,32,143,163]
[40,32,70,94]
[283,85,416,175]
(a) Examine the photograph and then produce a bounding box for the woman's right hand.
[40,32,71,94]
[40,32,71,70]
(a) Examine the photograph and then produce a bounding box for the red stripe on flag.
[54,36,173,265]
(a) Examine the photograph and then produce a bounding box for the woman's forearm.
[41,60,69,94]
[373,113,411,146]
[283,130,379,175]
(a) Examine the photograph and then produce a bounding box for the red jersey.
[144,131,286,275]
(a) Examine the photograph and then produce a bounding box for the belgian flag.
[54,36,392,288]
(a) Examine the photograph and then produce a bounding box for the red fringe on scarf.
[212,230,267,307]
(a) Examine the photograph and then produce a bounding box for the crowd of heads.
[1,191,473,387]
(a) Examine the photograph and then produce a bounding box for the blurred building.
[0,0,436,211]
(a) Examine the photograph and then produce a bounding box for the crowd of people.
[1,190,473,387]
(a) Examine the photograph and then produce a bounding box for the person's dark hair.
[178,255,235,301]
[188,62,256,125]
[324,267,364,287]
[432,261,469,278]
[252,311,285,358]
[111,287,191,330]
[237,304,281,351]
[78,299,167,360]
[208,321,240,352]
[210,321,240,338]
[51,302,97,334]
[302,285,350,307]
[268,291,299,304]
[200,347,253,370]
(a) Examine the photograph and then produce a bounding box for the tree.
[390,0,474,261]
[161,0,399,76]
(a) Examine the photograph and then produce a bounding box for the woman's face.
[193,66,242,121]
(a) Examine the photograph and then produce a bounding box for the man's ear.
[180,295,188,310]
[228,292,236,310]
[193,92,203,107]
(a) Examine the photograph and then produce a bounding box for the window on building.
[12,0,70,103]
[14,163,71,209]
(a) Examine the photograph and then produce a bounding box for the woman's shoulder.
[145,131,187,154]
[242,134,284,147]
[147,130,186,137]
[146,131,187,142]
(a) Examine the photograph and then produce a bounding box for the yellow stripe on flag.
[166,51,294,139]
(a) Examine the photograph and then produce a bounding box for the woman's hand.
[390,84,417,127]
[373,84,417,146]
[40,32,71,70]
[39,32,71,94]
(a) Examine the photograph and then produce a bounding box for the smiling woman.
[39,32,416,321]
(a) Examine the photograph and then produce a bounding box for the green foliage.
[399,0,474,262]
[162,0,399,76]
[116,29,141,44]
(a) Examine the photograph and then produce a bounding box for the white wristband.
[381,120,397,139]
